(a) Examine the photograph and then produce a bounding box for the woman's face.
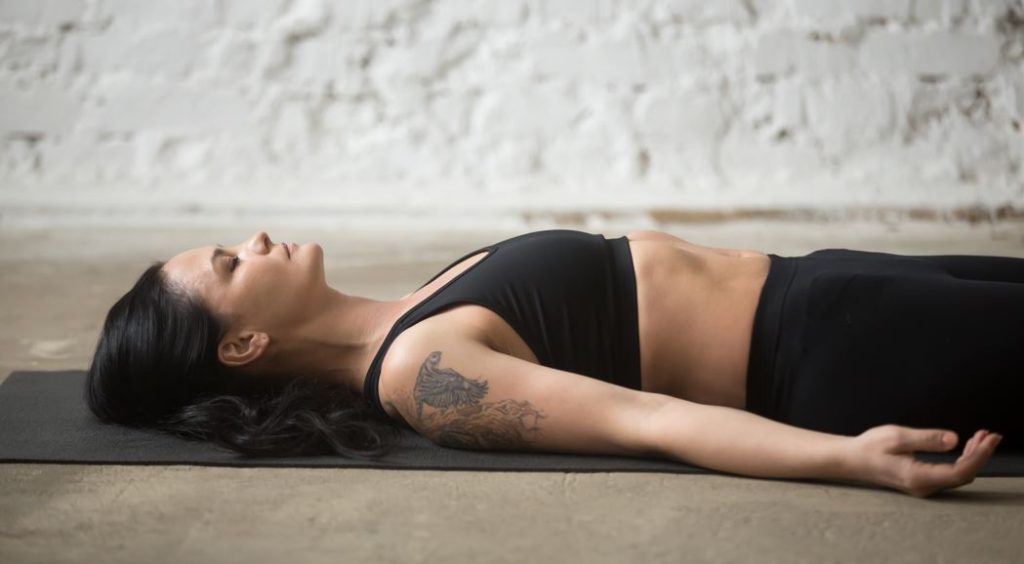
[161,231,326,351]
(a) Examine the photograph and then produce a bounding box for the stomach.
[625,231,772,409]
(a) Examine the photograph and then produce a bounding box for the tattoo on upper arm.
[410,351,546,450]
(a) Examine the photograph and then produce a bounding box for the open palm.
[850,425,1004,497]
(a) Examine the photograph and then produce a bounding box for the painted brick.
[547,116,638,181]
[80,26,203,77]
[0,31,60,75]
[0,83,79,133]
[100,0,220,28]
[861,31,1001,76]
[0,0,1021,218]
[333,0,414,30]
[472,83,578,136]
[912,0,967,23]
[753,31,856,77]
[634,88,726,145]
[82,77,254,133]
[1015,79,1024,119]
[223,0,290,28]
[0,0,84,26]
[805,76,895,153]
[789,0,912,26]
[37,135,134,180]
[274,0,329,39]
[537,0,617,26]
[423,0,508,28]
[579,36,649,84]
[649,0,753,25]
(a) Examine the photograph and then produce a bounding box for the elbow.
[632,393,693,458]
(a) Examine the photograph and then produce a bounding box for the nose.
[244,231,271,254]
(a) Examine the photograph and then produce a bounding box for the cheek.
[228,276,273,316]
[293,258,320,286]
[261,268,306,305]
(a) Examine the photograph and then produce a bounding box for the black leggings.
[746,248,1024,450]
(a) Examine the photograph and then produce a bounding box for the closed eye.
[229,256,240,272]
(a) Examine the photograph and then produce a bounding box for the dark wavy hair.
[84,261,403,458]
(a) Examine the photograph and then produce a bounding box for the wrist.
[827,434,895,490]
[825,436,864,482]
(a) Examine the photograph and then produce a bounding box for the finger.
[960,436,999,480]
[907,459,970,494]
[912,434,997,490]
[913,444,989,492]
[968,430,991,458]
[961,430,984,459]
[959,434,983,463]
[977,433,1002,457]
[955,433,1000,475]
[960,435,977,460]
[904,429,958,453]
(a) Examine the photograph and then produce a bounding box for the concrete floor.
[2,220,1024,563]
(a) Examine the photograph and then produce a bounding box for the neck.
[270,287,410,395]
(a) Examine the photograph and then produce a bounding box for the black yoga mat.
[2,371,1023,476]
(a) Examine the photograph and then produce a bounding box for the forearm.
[649,400,853,481]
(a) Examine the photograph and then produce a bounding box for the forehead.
[162,245,217,294]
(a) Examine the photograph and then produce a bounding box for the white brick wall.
[1,0,1022,227]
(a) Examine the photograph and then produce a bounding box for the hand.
[845,424,1003,498]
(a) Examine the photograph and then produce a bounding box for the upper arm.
[378,334,671,457]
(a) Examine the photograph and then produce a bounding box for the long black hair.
[85,261,403,458]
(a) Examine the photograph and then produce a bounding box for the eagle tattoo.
[413,351,489,418]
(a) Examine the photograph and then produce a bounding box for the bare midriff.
[625,231,771,410]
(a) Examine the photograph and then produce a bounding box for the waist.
[606,236,642,391]
[745,254,800,417]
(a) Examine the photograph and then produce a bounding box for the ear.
[218,331,270,368]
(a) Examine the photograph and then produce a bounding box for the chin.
[299,242,323,258]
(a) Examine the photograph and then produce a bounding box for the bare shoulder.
[376,322,669,456]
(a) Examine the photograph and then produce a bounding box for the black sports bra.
[361,229,641,419]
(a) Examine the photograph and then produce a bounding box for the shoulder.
[375,321,474,423]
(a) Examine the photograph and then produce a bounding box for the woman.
[86,229,1018,498]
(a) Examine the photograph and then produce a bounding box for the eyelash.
[229,256,239,272]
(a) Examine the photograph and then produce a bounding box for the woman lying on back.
[87,229,1019,497]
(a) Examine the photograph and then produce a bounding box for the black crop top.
[361,229,641,419]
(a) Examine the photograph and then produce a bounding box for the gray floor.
[2,220,1024,563]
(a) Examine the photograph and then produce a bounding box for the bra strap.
[414,243,494,291]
